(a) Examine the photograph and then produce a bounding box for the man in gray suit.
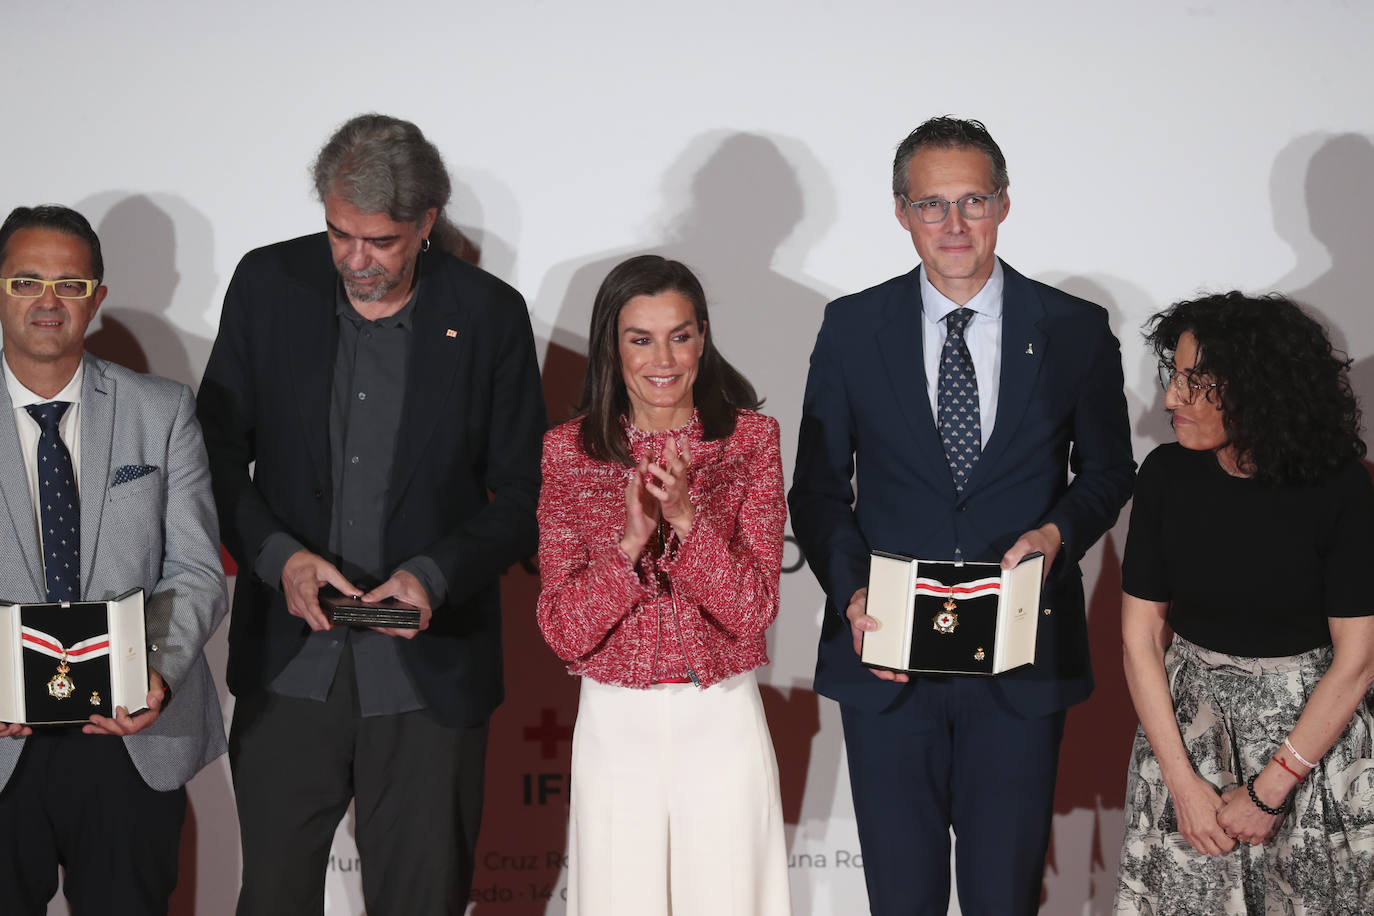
[0,205,228,914]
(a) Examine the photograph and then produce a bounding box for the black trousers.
[0,730,187,916]
[230,649,488,916]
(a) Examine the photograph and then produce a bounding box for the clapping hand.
[643,438,694,540]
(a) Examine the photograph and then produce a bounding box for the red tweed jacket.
[536,410,785,688]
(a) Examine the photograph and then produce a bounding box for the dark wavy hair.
[892,116,1009,198]
[312,113,450,225]
[578,255,762,465]
[1145,291,1364,484]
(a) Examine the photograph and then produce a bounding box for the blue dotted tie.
[938,308,981,495]
[25,402,80,602]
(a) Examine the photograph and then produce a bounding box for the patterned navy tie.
[26,402,80,602]
[938,308,981,495]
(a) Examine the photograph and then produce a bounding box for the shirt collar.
[335,277,421,329]
[920,259,1005,324]
[2,353,84,409]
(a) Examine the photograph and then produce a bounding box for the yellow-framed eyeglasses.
[0,277,100,299]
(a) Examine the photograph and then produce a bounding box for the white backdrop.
[7,1,1374,913]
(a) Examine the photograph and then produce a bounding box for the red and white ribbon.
[914,576,1001,599]
[20,627,111,663]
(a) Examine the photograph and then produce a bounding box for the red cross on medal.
[48,655,75,699]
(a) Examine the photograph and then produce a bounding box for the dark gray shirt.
[257,283,446,715]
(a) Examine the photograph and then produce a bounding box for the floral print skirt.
[1115,635,1374,915]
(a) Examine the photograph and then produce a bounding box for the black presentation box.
[861,552,1043,675]
[321,591,422,629]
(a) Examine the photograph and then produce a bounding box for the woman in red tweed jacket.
[537,255,790,916]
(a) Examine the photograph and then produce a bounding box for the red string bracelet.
[1272,755,1306,781]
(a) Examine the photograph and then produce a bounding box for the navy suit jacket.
[789,260,1135,718]
[197,233,545,728]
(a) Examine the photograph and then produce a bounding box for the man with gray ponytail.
[198,114,545,914]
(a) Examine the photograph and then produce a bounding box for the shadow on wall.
[1031,272,1161,916]
[435,183,577,913]
[446,167,521,287]
[1042,532,1129,915]
[514,130,837,914]
[536,129,837,439]
[52,192,228,916]
[1267,132,1374,463]
[75,192,218,390]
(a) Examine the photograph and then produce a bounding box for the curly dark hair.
[1145,291,1365,484]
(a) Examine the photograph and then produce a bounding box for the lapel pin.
[445,328,458,338]
[1025,343,1035,355]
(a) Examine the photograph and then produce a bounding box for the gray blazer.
[0,353,228,791]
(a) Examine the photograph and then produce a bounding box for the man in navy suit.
[790,117,1134,914]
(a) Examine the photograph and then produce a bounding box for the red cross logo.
[523,707,575,759]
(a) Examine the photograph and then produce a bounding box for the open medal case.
[0,588,148,725]
[861,552,1043,675]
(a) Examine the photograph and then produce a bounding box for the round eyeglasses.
[1158,363,1219,404]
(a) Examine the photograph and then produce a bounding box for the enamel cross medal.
[935,587,960,634]
[913,575,1003,635]
[20,627,111,702]
[48,653,75,699]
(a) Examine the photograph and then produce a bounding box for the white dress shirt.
[920,260,1004,447]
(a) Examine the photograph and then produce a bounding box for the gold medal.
[933,610,959,634]
[23,629,110,703]
[47,654,75,700]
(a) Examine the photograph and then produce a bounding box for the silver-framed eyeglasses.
[1,277,100,299]
[1158,362,1219,404]
[902,190,1003,224]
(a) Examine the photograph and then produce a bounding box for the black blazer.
[789,260,1135,718]
[197,233,545,727]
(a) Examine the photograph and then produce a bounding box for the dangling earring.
[421,237,431,252]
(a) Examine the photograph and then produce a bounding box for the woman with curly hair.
[535,255,790,915]
[1114,291,1374,914]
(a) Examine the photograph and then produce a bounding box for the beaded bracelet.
[1246,773,1290,816]
[1284,738,1318,770]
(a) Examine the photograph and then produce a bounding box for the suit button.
[956,503,967,512]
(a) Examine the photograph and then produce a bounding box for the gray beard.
[337,259,413,304]
[340,273,396,303]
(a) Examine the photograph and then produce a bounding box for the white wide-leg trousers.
[566,670,792,916]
